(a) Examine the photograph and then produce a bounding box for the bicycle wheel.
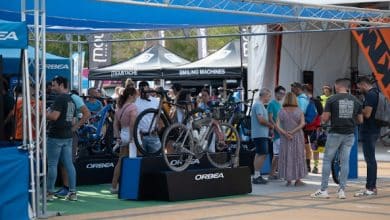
[161,123,195,172]
[133,108,169,156]
[206,123,240,169]
[331,151,340,184]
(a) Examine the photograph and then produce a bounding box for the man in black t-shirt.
[354,76,381,197]
[311,78,363,199]
[46,76,77,201]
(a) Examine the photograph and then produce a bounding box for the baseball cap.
[291,82,304,90]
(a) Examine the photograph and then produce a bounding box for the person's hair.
[201,89,210,96]
[274,85,286,94]
[138,81,149,89]
[335,78,350,89]
[356,76,372,85]
[259,88,271,97]
[125,78,135,88]
[14,85,22,95]
[171,83,182,92]
[117,86,137,108]
[52,76,68,89]
[291,82,304,90]
[303,84,313,94]
[87,87,96,95]
[283,92,298,107]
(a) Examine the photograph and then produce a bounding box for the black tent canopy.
[89,44,190,80]
[164,39,247,80]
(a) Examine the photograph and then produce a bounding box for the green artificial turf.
[47,184,247,216]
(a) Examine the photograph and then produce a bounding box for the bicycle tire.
[331,152,340,184]
[161,123,194,172]
[133,108,169,156]
[206,123,240,169]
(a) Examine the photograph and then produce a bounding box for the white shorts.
[120,127,131,147]
[273,139,280,156]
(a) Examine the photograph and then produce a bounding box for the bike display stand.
[119,157,252,201]
[74,156,118,185]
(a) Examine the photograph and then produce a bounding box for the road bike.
[161,106,240,172]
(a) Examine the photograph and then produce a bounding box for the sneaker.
[252,176,268,184]
[47,193,55,202]
[312,167,319,174]
[54,187,69,198]
[337,189,346,199]
[354,189,377,197]
[110,187,119,194]
[268,175,279,181]
[311,190,330,199]
[65,192,77,201]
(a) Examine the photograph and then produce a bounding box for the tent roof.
[0,46,68,60]
[0,1,387,33]
[88,44,190,80]
[172,39,246,69]
[163,40,246,80]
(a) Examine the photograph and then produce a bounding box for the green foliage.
[41,27,240,66]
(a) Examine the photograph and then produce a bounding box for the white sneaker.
[337,189,346,199]
[354,189,377,197]
[311,190,330,199]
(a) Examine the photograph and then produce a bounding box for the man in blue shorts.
[251,88,273,184]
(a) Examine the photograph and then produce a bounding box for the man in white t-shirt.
[135,81,161,153]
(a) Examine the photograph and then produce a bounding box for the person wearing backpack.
[355,76,381,197]
[291,82,312,172]
[303,84,323,174]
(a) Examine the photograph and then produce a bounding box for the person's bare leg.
[270,156,279,177]
[111,147,128,192]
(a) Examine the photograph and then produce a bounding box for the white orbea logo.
[86,162,114,169]
[46,64,70,70]
[194,172,224,181]
[0,31,18,41]
[169,158,200,166]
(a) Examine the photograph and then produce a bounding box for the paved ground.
[52,143,390,220]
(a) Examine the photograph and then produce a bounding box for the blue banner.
[0,145,29,220]
[0,20,28,49]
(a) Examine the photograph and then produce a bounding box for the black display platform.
[119,156,252,201]
[75,156,118,185]
[148,167,252,201]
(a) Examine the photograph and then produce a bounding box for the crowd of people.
[0,74,384,201]
[250,76,383,199]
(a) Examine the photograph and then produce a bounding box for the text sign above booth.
[0,20,27,49]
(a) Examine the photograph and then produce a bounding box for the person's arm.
[128,107,138,143]
[113,112,121,142]
[73,105,91,131]
[362,91,376,119]
[47,97,62,121]
[275,117,288,137]
[356,100,364,124]
[289,111,306,134]
[321,98,331,124]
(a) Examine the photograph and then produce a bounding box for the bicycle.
[161,105,241,172]
[77,100,116,158]
[133,88,173,156]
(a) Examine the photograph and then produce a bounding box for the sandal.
[294,180,305,187]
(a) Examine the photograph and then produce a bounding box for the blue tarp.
[0,145,29,220]
[0,19,27,48]
[0,0,380,33]
[0,46,71,82]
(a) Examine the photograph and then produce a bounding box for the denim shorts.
[252,137,269,155]
[143,135,162,154]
